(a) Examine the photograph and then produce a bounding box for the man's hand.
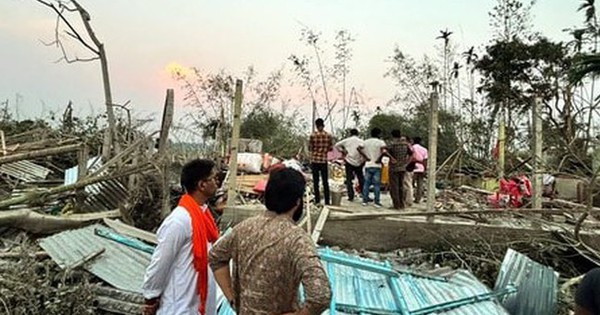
[141,298,160,315]
[214,194,227,214]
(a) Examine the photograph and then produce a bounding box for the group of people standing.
[309,118,428,210]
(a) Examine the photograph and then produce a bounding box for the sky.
[0,0,585,138]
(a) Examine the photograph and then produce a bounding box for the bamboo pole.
[426,82,440,215]
[532,97,543,210]
[227,80,243,207]
[0,143,81,165]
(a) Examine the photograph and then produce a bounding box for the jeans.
[363,167,382,204]
[311,163,330,204]
[344,163,365,201]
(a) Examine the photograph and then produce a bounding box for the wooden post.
[158,89,174,155]
[426,82,440,214]
[227,80,243,207]
[76,144,89,208]
[498,108,506,179]
[0,130,6,156]
[160,89,175,219]
[77,144,89,181]
[532,97,543,210]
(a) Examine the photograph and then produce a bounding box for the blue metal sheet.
[217,248,512,315]
[494,248,558,315]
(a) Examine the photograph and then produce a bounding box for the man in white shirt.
[358,128,388,208]
[334,128,365,202]
[142,159,225,315]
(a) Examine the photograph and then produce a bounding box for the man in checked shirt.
[308,118,333,205]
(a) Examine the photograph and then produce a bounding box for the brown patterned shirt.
[309,130,333,164]
[209,211,331,315]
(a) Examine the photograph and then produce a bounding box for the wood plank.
[103,218,158,245]
[311,206,330,243]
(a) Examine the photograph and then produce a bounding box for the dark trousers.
[311,163,330,204]
[344,163,365,201]
[414,172,425,203]
[389,169,406,209]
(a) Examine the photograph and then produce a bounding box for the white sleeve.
[334,138,346,150]
[142,217,188,299]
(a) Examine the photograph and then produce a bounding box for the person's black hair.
[371,127,382,138]
[349,128,359,136]
[315,118,324,127]
[413,136,422,145]
[391,129,401,138]
[265,168,306,214]
[181,159,215,193]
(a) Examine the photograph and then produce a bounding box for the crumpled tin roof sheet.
[494,248,558,315]
[0,160,51,182]
[39,224,151,293]
[64,156,129,212]
[218,249,511,315]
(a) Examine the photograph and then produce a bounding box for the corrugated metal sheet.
[0,160,51,182]
[494,248,558,315]
[64,156,129,212]
[218,248,511,315]
[39,224,151,293]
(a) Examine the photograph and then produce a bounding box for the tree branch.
[35,0,99,55]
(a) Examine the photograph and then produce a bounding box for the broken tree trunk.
[0,143,81,165]
[0,209,119,234]
[227,80,243,207]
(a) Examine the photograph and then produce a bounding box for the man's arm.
[209,230,236,308]
[287,234,331,315]
[357,146,370,161]
[142,218,187,313]
[334,139,346,154]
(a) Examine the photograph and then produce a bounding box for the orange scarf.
[178,194,220,314]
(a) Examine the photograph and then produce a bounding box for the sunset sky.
[0,0,583,137]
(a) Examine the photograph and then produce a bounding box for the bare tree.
[35,0,118,159]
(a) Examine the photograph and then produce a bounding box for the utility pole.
[426,82,440,214]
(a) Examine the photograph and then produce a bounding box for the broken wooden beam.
[103,218,157,245]
[311,206,330,243]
